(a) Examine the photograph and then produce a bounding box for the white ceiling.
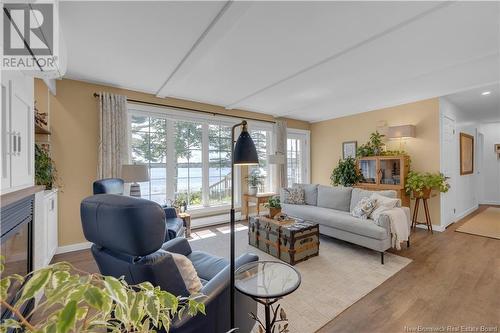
[445,83,500,123]
[61,1,500,122]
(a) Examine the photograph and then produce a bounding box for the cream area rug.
[456,207,500,240]
[189,224,411,333]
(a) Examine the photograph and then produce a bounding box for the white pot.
[248,186,258,196]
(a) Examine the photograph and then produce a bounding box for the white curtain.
[274,118,288,191]
[97,92,129,179]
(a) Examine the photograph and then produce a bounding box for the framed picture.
[460,133,474,175]
[343,141,357,159]
[495,144,500,159]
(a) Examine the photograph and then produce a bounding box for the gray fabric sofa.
[281,184,411,264]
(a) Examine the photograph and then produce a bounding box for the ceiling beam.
[224,1,452,110]
[155,1,233,98]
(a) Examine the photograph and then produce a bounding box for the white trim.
[415,224,446,232]
[479,200,500,206]
[286,128,311,184]
[56,242,92,255]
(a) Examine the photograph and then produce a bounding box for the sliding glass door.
[287,130,310,186]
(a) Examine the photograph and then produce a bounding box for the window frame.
[286,128,311,185]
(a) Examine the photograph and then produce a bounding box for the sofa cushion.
[350,188,397,212]
[293,183,318,206]
[317,185,352,212]
[282,203,388,240]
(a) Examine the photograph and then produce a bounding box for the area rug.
[456,207,500,240]
[189,224,411,333]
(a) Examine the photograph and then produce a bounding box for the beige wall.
[310,98,442,226]
[35,78,310,247]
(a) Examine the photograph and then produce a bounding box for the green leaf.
[146,295,160,326]
[129,291,145,326]
[0,278,10,300]
[103,276,128,307]
[18,269,51,304]
[76,307,88,321]
[84,286,105,310]
[51,271,70,290]
[158,291,178,312]
[56,300,77,333]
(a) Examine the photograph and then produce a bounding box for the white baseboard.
[480,200,500,206]
[415,224,446,232]
[56,242,92,255]
[455,205,479,221]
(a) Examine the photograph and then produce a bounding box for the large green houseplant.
[0,259,204,333]
[405,171,450,198]
[330,157,362,187]
[35,144,58,190]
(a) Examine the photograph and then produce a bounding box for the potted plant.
[0,258,204,332]
[35,144,58,190]
[265,196,281,218]
[245,170,264,196]
[405,171,450,199]
[330,157,363,187]
[356,131,386,157]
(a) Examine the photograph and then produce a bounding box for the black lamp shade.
[233,129,259,165]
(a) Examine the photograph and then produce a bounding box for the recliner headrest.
[80,194,166,256]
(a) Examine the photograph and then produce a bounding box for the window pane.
[208,124,232,205]
[131,115,149,132]
[249,129,271,192]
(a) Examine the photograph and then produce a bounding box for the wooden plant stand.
[411,190,433,233]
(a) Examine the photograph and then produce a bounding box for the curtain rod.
[93,93,276,124]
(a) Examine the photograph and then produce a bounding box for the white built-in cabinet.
[1,71,34,193]
[34,189,59,270]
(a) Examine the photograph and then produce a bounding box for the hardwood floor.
[53,206,500,332]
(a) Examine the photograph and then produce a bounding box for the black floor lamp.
[230,120,259,329]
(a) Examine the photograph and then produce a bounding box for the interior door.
[10,75,33,188]
[1,78,11,191]
[441,115,456,226]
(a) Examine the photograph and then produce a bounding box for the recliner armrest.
[161,237,192,256]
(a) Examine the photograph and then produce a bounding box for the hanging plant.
[330,157,362,187]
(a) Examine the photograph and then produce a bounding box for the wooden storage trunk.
[248,216,319,265]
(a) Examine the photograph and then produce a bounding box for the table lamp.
[121,164,149,197]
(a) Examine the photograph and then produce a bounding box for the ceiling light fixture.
[481,91,491,96]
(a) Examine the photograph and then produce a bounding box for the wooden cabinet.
[1,71,34,193]
[356,155,410,207]
[33,189,58,270]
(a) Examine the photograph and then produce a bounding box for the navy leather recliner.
[92,178,184,240]
[80,194,258,333]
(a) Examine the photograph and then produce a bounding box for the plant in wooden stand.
[245,170,264,196]
[0,257,204,332]
[405,171,450,198]
[265,196,281,218]
[330,157,363,187]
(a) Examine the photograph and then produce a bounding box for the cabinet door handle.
[17,134,21,154]
[12,133,17,153]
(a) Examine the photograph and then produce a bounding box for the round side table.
[234,261,301,333]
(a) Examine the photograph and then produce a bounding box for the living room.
[1,1,499,333]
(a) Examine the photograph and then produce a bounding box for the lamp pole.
[230,121,244,329]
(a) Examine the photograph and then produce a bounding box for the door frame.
[439,113,457,229]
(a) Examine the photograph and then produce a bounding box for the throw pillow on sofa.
[369,192,400,221]
[293,183,318,205]
[167,251,203,294]
[351,197,377,219]
[282,187,305,205]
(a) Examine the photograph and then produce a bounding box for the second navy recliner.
[80,194,258,333]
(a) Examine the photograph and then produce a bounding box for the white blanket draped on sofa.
[379,207,410,250]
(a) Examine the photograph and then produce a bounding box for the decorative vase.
[248,186,258,196]
[413,188,432,199]
[269,207,281,218]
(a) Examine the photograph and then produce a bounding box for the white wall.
[479,122,500,205]
[439,98,479,225]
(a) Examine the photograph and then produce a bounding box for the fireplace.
[0,195,34,322]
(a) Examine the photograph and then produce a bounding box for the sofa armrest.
[163,206,178,219]
[161,237,192,256]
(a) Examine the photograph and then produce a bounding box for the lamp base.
[129,183,141,197]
